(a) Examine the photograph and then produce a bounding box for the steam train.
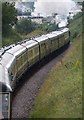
[0,27,70,119]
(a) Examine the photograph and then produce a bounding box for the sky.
[16,0,78,17]
[32,0,77,17]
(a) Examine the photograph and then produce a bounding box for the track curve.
[12,44,71,119]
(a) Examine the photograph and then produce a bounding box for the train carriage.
[0,64,12,119]
[0,92,11,119]
[0,52,16,88]
[20,40,39,68]
[34,35,51,59]
[46,33,59,53]
[61,28,70,44]
[5,45,27,83]
[0,27,70,119]
[52,30,64,48]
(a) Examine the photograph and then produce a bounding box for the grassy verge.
[2,29,46,47]
[2,29,22,47]
[68,13,82,41]
[29,35,82,118]
[22,29,47,39]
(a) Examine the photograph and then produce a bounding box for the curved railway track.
[12,44,70,118]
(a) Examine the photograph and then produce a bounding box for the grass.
[29,34,82,118]
[68,12,82,41]
[2,29,46,47]
[2,29,22,47]
[22,29,47,39]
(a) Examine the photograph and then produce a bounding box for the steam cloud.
[32,0,77,17]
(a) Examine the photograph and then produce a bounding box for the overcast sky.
[33,0,77,16]
[16,0,78,17]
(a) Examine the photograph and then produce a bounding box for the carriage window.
[65,32,69,40]
[59,35,64,41]
[9,71,14,81]
[34,46,39,55]
[12,64,16,77]
[41,43,45,48]
[16,55,22,70]
[28,49,33,59]
[21,51,27,60]
[0,93,10,119]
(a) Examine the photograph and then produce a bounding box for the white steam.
[32,0,77,17]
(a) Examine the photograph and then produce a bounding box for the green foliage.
[2,2,57,46]
[15,18,36,35]
[15,19,57,35]
[2,2,17,36]
[22,29,47,39]
[2,29,22,47]
[68,12,82,41]
[37,23,57,33]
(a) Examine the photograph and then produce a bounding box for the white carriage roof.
[61,28,69,33]
[0,52,3,56]
[46,32,58,38]
[6,44,26,57]
[51,28,69,36]
[45,27,69,38]
[1,52,15,69]
[0,48,4,56]
[0,40,38,68]
[35,35,48,42]
[21,40,38,49]
[52,30,63,36]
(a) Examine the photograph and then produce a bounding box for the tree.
[37,23,57,33]
[2,2,17,36]
[15,18,36,35]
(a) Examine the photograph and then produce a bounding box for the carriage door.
[40,42,46,59]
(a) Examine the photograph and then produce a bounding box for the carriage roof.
[20,39,38,49]
[35,35,48,43]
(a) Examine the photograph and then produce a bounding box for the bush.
[2,29,22,46]
[15,18,36,35]
[37,23,57,33]
[73,32,78,39]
